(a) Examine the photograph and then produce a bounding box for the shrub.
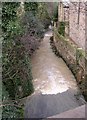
[2,84,24,118]
[2,2,34,99]
[37,3,51,29]
[24,2,38,15]
[21,10,45,56]
[2,2,50,118]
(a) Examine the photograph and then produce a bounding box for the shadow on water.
[24,88,84,118]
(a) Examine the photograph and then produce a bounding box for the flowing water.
[25,31,85,118]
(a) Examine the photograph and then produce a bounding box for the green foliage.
[24,2,38,15]
[2,2,51,118]
[2,2,20,32]
[21,3,45,57]
[53,5,58,22]
[2,85,24,118]
[22,11,44,38]
[2,3,34,118]
[6,20,23,37]
[2,2,34,99]
[2,39,33,99]
[24,2,50,29]
[58,22,65,36]
[37,3,51,29]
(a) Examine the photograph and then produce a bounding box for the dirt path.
[24,31,85,118]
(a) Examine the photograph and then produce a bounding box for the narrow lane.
[25,31,85,118]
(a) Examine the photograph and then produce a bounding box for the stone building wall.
[58,2,86,50]
[64,7,69,22]
[69,2,85,50]
[64,7,69,35]
[58,2,64,22]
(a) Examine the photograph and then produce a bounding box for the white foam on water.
[41,71,69,95]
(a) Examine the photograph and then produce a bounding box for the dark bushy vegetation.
[20,2,50,56]
[24,2,38,15]
[53,5,58,22]
[2,2,34,99]
[37,3,51,29]
[21,11,44,56]
[2,84,24,118]
[2,2,50,118]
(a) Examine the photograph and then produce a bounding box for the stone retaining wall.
[53,29,87,100]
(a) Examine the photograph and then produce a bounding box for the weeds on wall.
[58,22,65,36]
